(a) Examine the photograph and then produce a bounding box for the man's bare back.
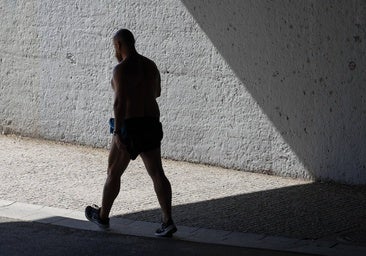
[112,54,161,120]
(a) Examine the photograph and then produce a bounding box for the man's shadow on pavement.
[117,182,366,241]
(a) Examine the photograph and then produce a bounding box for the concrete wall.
[1,0,365,184]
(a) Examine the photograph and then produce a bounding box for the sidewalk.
[0,215,317,256]
[1,135,366,255]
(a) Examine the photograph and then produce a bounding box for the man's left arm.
[156,69,161,98]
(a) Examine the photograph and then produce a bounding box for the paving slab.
[0,201,44,219]
[0,200,15,208]
[21,206,75,223]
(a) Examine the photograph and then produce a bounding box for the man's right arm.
[112,65,126,134]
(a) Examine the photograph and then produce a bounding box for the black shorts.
[121,117,163,160]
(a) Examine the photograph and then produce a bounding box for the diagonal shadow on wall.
[178,0,366,183]
[119,182,366,240]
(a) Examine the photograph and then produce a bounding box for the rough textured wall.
[180,0,366,184]
[0,0,365,184]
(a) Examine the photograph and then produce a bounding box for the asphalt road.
[0,217,317,256]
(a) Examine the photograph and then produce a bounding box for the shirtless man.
[85,29,177,237]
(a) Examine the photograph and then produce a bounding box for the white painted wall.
[1,0,365,184]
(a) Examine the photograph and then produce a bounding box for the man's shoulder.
[112,63,128,84]
[114,62,126,71]
[113,62,127,76]
[140,55,158,69]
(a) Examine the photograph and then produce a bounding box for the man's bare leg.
[100,139,130,220]
[140,147,172,223]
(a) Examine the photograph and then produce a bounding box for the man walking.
[85,29,177,237]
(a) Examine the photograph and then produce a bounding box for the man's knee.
[147,167,165,180]
[107,149,129,179]
[107,164,124,180]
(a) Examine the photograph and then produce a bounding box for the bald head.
[114,29,135,49]
[113,29,136,62]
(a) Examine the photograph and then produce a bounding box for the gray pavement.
[0,199,327,255]
[1,217,312,256]
[1,135,366,255]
